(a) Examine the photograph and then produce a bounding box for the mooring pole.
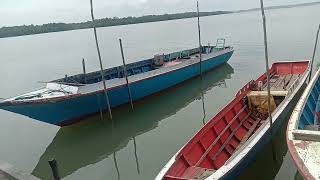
[201,90,206,125]
[309,24,320,82]
[259,0,273,131]
[48,159,60,180]
[119,39,134,110]
[90,0,113,119]
[259,0,278,163]
[82,58,87,83]
[197,1,202,77]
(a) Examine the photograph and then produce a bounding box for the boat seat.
[181,166,215,179]
[247,90,288,97]
[304,125,320,131]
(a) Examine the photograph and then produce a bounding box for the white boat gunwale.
[287,66,320,180]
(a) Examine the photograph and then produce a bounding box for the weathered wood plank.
[247,90,288,97]
[286,74,300,89]
[293,129,320,142]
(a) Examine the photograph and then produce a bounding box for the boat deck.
[77,51,224,94]
[263,74,300,91]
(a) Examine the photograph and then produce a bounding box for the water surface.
[0,4,320,180]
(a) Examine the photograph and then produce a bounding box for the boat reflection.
[32,64,234,179]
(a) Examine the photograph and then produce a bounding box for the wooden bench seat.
[247,90,288,97]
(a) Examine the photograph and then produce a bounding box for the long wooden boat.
[287,67,320,180]
[32,64,234,180]
[156,60,310,180]
[0,44,234,126]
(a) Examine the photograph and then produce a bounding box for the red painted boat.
[156,60,310,180]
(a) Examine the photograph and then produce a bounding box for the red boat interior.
[163,61,309,180]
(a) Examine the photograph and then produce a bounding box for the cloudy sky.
[0,0,318,26]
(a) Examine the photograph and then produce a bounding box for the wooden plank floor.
[78,52,220,94]
[263,74,300,91]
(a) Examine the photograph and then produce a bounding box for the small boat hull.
[0,49,233,126]
[156,60,309,180]
[218,81,306,179]
[287,67,320,180]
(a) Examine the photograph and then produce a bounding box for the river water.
[0,4,319,180]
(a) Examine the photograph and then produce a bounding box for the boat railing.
[216,38,226,48]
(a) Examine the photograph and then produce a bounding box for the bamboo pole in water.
[82,58,87,84]
[259,0,273,131]
[197,1,206,124]
[119,39,134,110]
[259,0,278,163]
[90,0,113,119]
[309,24,320,83]
[48,159,61,180]
[197,1,202,77]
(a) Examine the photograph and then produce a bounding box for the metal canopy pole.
[90,0,113,119]
[197,1,202,77]
[259,0,273,132]
[309,24,320,82]
[119,38,134,110]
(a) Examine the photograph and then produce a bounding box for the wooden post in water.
[197,1,206,125]
[119,39,134,110]
[82,58,87,83]
[259,0,278,163]
[197,1,202,77]
[309,24,320,82]
[259,0,273,132]
[201,89,206,125]
[48,159,60,180]
[90,0,113,119]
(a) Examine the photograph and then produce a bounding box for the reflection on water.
[32,64,234,179]
[113,152,121,180]
[294,171,304,180]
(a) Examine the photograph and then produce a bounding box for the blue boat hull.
[1,51,233,125]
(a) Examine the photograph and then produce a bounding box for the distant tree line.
[0,11,232,38]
